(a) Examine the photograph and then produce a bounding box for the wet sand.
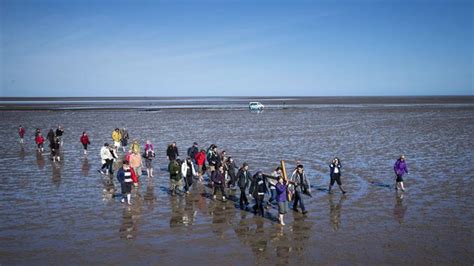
[0,99,473,265]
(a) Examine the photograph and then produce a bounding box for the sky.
[0,0,472,97]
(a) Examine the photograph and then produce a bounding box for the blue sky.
[0,0,472,97]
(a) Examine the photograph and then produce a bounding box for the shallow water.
[1,103,473,265]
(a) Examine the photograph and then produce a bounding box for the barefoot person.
[50,137,61,162]
[195,148,206,179]
[275,176,289,225]
[35,133,45,152]
[394,155,408,191]
[80,131,90,155]
[18,125,25,144]
[55,125,64,146]
[120,128,129,152]
[99,143,113,175]
[329,157,346,194]
[116,160,135,205]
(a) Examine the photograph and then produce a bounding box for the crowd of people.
[18,125,409,226]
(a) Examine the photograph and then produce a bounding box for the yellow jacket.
[112,131,122,142]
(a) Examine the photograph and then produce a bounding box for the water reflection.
[249,217,268,260]
[119,206,138,240]
[81,157,90,177]
[291,213,313,255]
[36,151,45,170]
[143,178,156,209]
[271,226,290,266]
[102,176,116,202]
[19,146,25,160]
[393,193,407,224]
[51,161,62,186]
[329,194,346,231]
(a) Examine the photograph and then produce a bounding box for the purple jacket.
[394,159,408,176]
[275,183,288,202]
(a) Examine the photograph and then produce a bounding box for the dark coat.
[167,145,179,160]
[237,168,252,189]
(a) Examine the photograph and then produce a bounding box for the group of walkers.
[18,125,410,225]
[27,125,65,162]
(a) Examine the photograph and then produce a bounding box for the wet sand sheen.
[0,101,473,264]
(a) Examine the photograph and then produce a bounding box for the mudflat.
[0,99,473,264]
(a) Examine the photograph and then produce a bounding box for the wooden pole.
[280,160,288,181]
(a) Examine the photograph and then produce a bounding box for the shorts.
[330,173,342,186]
[122,182,132,194]
[396,174,404,182]
[198,165,203,174]
[133,167,142,178]
[278,201,288,214]
[114,141,121,148]
[145,159,153,169]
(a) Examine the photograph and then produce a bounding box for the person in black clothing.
[50,137,61,162]
[236,162,252,209]
[250,171,268,217]
[55,125,64,145]
[187,142,199,163]
[206,144,219,172]
[211,165,227,201]
[329,157,346,194]
[47,129,55,146]
[166,142,179,161]
[225,157,238,188]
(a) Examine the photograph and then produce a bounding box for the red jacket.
[195,151,206,166]
[19,127,25,137]
[35,135,44,144]
[131,167,138,183]
[80,135,90,145]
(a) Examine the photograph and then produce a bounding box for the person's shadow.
[119,206,138,240]
[19,146,25,161]
[36,151,45,170]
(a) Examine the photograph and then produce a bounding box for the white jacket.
[181,161,197,177]
[100,146,113,164]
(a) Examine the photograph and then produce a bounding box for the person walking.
[55,125,64,146]
[250,171,268,217]
[129,149,142,186]
[18,125,25,144]
[394,155,409,191]
[144,140,155,178]
[211,165,227,201]
[289,164,310,214]
[50,137,61,162]
[237,162,252,209]
[131,139,141,155]
[329,157,346,194]
[181,157,197,194]
[99,143,113,175]
[225,157,238,188]
[47,129,55,147]
[112,128,122,149]
[35,133,45,152]
[275,177,289,225]
[195,148,207,178]
[187,142,199,163]
[168,159,182,196]
[166,142,179,161]
[116,160,136,205]
[80,131,90,155]
[120,128,129,152]
[206,144,219,172]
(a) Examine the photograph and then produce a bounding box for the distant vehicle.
[249,102,264,111]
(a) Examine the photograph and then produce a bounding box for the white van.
[249,102,264,110]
